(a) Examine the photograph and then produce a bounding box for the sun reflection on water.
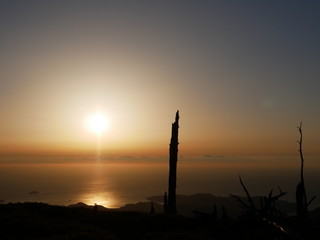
[80,192,116,208]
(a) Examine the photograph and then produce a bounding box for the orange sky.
[0,1,319,160]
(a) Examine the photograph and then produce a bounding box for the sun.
[85,112,108,135]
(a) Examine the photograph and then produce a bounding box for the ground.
[0,202,319,239]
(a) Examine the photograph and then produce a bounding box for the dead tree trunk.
[296,122,307,219]
[296,122,315,219]
[167,110,179,215]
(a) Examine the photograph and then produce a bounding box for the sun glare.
[85,112,108,135]
[80,192,115,208]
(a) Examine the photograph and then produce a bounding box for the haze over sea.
[1,156,320,209]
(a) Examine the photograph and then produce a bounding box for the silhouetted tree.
[93,203,98,214]
[221,206,229,221]
[167,110,179,215]
[231,176,286,219]
[163,192,168,214]
[150,201,155,215]
[296,122,315,219]
[212,202,218,220]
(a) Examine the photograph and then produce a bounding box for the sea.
[1,156,320,209]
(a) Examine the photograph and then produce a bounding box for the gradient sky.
[1,0,319,158]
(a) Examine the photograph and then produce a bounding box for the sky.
[0,0,320,160]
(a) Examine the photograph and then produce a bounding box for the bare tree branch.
[239,175,255,209]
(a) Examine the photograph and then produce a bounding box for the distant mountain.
[147,193,296,217]
[68,194,297,218]
[68,202,109,211]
